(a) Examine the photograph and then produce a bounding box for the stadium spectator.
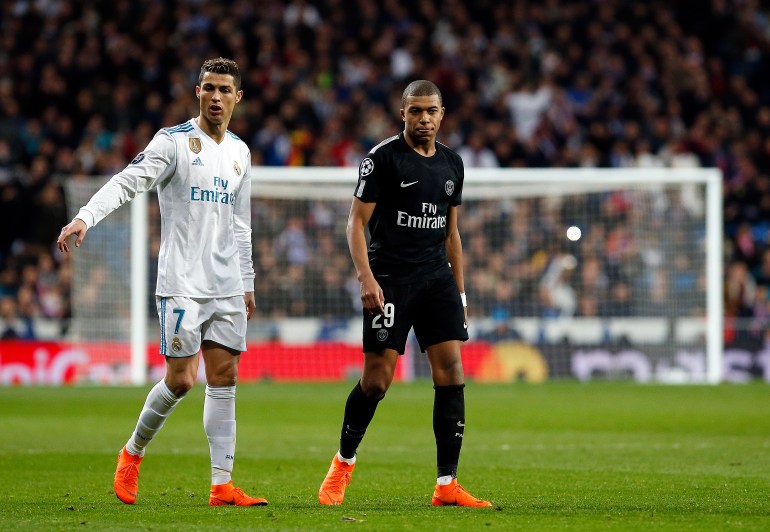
[726,260,756,320]
[274,216,310,265]
[0,295,35,340]
[456,131,499,168]
[753,248,770,287]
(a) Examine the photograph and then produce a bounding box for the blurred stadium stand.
[1,0,769,351]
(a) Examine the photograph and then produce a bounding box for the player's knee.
[360,379,389,400]
[433,359,464,385]
[205,363,237,386]
[207,373,237,387]
[165,374,195,396]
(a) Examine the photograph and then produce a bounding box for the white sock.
[125,380,183,457]
[336,451,356,466]
[204,385,236,486]
[437,475,454,486]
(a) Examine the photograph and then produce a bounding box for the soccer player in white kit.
[57,58,267,507]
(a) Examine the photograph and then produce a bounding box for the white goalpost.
[129,192,148,385]
[65,166,723,385]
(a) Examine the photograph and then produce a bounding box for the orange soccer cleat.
[431,478,493,508]
[114,447,143,504]
[209,480,268,506]
[318,454,355,506]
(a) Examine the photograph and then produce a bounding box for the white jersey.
[75,118,254,298]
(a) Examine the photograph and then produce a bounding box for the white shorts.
[156,295,247,357]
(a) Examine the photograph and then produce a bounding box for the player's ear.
[195,86,201,99]
[400,108,405,122]
[235,90,243,103]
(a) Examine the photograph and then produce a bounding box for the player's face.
[401,95,444,146]
[195,72,243,128]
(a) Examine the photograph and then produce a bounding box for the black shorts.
[362,273,469,354]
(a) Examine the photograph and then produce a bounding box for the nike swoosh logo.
[400,181,418,187]
[457,421,465,427]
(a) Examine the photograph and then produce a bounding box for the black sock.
[433,384,465,478]
[339,381,381,459]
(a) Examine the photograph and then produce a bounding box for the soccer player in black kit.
[318,80,492,508]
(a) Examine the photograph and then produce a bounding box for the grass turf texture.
[1,382,770,530]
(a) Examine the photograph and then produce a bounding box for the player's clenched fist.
[57,218,88,253]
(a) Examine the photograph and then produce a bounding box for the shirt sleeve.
[353,151,383,203]
[235,149,255,292]
[75,131,176,228]
[451,155,464,206]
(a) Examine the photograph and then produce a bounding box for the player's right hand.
[57,218,88,253]
[359,275,385,315]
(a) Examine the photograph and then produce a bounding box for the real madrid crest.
[445,180,455,196]
[233,161,241,176]
[171,337,182,352]
[189,137,202,154]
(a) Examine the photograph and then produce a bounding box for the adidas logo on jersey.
[192,157,204,166]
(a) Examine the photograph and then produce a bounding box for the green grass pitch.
[2,381,770,530]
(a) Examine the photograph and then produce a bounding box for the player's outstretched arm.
[57,218,88,253]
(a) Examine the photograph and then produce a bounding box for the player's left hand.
[244,291,256,320]
[57,218,88,253]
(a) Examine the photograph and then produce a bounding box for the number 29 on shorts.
[371,303,395,328]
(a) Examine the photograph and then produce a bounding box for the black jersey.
[354,132,464,284]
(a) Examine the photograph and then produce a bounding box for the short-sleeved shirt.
[354,132,464,285]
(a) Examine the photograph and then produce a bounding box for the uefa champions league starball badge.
[360,158,374,176]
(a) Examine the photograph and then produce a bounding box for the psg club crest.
[376,329,388,341]
[360,157,374,176]
[233,161,241,176]
[445,180,455,196]
[189,137,202,154]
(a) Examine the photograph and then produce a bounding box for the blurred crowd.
[1,0,770,342]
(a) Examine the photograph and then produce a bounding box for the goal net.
[64,167,722,384]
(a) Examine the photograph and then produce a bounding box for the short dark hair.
[401,80,443,108]
[199,58,241,90]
